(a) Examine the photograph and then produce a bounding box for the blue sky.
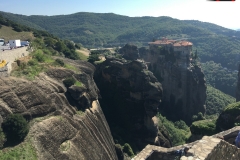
[0,0,239,29]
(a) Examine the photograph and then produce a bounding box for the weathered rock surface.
[139,45,206,122]
[94,56,172,150]
[0,59,118,160]
[119,44,140,61]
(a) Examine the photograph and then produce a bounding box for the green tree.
[190,119,216,135]
[2,114,29,145]
[123,143,134,157]
[55,59,65,66]
[192,112,205,122]
[63,77,76,88]
[55,41,66,52]
[174,120,189,131]
[87,54,100,63]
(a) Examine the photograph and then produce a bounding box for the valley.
[0,8,240,160]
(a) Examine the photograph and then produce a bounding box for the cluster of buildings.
[148,38,193,67]
[148,38,193,55]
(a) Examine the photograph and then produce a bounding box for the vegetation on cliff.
[202,61,237,97]
[158,114,191,146]
[0,142,37,160]
[216,101,240,130]
[2,114,29,146]
[206,85,235,115]
[190,119,217,136]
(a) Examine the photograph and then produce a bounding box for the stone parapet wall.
[212,126,240,141]
[132,141,199,160]
[133,126,240,160]
[205,140,240,160]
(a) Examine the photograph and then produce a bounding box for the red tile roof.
[148,40,176,45]
[173,41,192,46]
[149,39,192,46]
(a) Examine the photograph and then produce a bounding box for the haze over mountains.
[1,11,240,97]
[1,11,240,46]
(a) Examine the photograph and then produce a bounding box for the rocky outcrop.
[119,44,140,61]
[139,45,206,122]
[216,101,240,131]
[94,56,172,150]
[0,59,118,160]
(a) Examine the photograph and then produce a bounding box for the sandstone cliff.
[94,55,172,151]
[0,59,118,160]
[139,45,206,122]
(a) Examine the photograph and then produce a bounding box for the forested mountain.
[206,85,235,115]
[202,61,238,97]
[1,12,239,69]
[1,11,240,96]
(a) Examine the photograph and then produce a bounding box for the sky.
[0,0,239,29]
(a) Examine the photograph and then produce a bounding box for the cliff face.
[0,59,117,160]
[139,45,206,122]
[94,54,172,150]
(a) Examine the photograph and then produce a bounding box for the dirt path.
[77,48,90,56]
[0,46,30,73]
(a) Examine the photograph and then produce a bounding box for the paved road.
[0,46,30,72]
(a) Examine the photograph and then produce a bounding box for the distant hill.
[0,25,34,41]
[1,11,240,97]
[206,85,235,115]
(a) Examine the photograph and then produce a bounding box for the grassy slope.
[0,141,37,160]
[0,25,34,41]
[76,48,89,61]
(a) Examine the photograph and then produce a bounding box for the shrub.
[216,101,240,130]
[0,128,5,149]
[2,114,29,145]
[19,62,27,70]
[33,50,46,62]
[223,101,240,115]
[55,59,65,66]
[42,48,52,55]
[88,54,100,63]
[63,77,76,88]
[75,43,81,49]
[27,59,38,66]
[123,143,134,157]
[192,112,205,122]
[174,120,189,131]
[158,113,190,146]
[190,119,216,135]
